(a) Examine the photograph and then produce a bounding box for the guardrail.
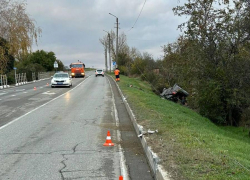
[38,72,53,80]
[0,74,8,89]
[15,73,27,86]
[32,72,36,81]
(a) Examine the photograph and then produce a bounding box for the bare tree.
[99,35,109,70]
[102,30,128,62]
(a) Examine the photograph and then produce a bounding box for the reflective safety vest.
[114,69,120,75]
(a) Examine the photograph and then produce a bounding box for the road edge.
[107,77,129,180]
[108,75,171,180]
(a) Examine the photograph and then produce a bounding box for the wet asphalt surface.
[0,72,153,180]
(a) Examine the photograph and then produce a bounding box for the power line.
[127,0,147,32]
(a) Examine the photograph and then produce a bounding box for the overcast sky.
[25,0,186,69]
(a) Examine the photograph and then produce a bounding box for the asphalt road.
[0,72,153,180]
[0,73,90,127]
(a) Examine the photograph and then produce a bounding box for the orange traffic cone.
[119,176,123,180]
[46,83,49,86]
[34,87,37,90]
[103,131,114,146]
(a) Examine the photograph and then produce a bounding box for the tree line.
[100,0,250,126]
[0,0,65,83]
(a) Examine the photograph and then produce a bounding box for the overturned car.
[160,84,189,104]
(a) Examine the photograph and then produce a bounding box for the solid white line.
[15,89,25,92]
[0,78,89,130]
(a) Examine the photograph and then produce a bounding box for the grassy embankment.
[116,75,250,180]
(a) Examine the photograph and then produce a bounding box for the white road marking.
[0,93,7,96]
[15,89,25,92]
[23,92,27,93]
[107,77,129,180]
[0,78,88,130]
[11,95,16,97]
[42,91,56,95]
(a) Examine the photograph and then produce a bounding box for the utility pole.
[103,30,111,73]
[115,17,118,68]
[109,13,119,68]
[108,33,111,73]
[105,44,107,72]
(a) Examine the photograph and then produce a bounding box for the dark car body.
[160,84,189,103]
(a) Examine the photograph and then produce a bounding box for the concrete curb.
[0,78,51,90]
[109,75,170,180]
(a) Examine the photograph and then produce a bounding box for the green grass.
[117,75,250,180]
[85,68,96,71]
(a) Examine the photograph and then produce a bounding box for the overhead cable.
[127,0,147,32]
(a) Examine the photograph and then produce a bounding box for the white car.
[51,72,72,88]
[95,69,104,77]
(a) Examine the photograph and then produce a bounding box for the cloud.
[25,0,185,68]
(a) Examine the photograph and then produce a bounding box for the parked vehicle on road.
[70,62,85,78]
[51,72,72,88]
[95,69,104,77]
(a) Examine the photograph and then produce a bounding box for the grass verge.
[116,75,250,180]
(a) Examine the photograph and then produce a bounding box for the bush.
[198,80,226,124]
[119,65,129,76]
[6,71,15,84]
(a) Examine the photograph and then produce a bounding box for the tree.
[0,0,41,60]
[172,0,250,125]
[99,34,109,71]
[27,50,57,71]
[99,30,129,68]
[0,37,14,74]
[56,59,64,71]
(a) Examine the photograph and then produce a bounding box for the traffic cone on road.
[103,131,114,146]
[46,83,49,86]
[119,176,123,180]
[34,87,37,90]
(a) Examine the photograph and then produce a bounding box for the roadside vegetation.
[0,0,67,84]
[85,68,96,71]
[101,0,250,131]
[117,74,250,180]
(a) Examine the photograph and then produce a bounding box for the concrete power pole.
[108,33,111,73]
[115,17,118,68]
[105,45,107,72]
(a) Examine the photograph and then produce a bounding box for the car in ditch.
[51,72,72,88]
[160,84,189,104]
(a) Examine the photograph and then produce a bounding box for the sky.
[24,0,186,69]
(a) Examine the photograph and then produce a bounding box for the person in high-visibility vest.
[114,68,120,82]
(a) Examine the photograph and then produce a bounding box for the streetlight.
[103,30,111,73]
[109,13,118,68]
